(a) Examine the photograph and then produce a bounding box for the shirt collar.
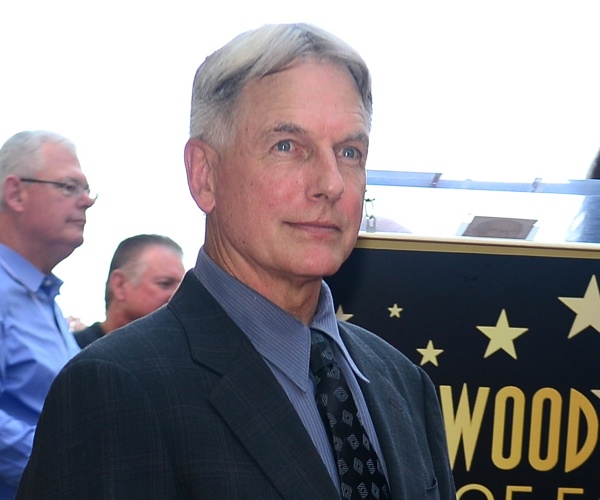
[0,243,63,297]
[193,248,369,390]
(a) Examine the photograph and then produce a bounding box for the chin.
[300,257,345,279]
[67,234,85,250]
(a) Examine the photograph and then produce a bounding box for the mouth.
[287,220,341,233]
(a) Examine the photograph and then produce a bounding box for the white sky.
[2,0,600,323]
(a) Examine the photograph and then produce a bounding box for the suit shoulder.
[338,320,415,368]
[76,305,185,363]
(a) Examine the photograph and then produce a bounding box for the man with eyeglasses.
[0,130,96,499]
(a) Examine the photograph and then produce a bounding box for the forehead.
[140,245,182,267]
[236,61,369,132]
[37,142,82,177]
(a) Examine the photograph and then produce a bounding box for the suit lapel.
[209,349,339,500]
[339,322,415,499]
[168,273,338,500]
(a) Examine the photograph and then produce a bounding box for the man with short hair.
[0,130,96,498]
[18,25,455,499]
[75,234,185,348]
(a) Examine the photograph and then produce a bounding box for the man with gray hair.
[75,234,185,348]
[18,25,455,499]
[0,130,96,498]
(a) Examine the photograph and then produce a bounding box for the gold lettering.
[506,485,533,498]
[557,487,584,498]
[565,389,598,472]
[440,384,490,470]
[456,483,494,499]
[529,388,561,471]
[492,387,525,470]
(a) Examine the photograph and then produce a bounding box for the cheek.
[246,178,294,215]
[345,178,367,211]
[348,169,367,193]
[154,292,171,305]
[270,174,308,203]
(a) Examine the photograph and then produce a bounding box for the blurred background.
[2,0,600,324]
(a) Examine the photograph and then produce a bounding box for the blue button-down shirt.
[0,244,80,498]
[193,248,388,489]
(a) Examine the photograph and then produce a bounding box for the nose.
[309,150,345,202]
[78,191,97,209]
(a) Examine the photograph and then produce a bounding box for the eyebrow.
[271,123,369,145]
[345,132,369,145]
[272,123,306,135]
[63,176,89,186]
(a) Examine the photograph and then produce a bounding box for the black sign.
[326,236,600,499]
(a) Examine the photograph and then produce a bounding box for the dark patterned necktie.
[310,330,391,500]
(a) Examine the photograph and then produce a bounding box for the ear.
[2,175,27,212]
[184,138,217,214]
[108,270,128,302]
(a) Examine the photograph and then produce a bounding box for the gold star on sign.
[335,305,354,322]
[388,303,403,318]
[476,309,528,359]
[558,275,600,339]
[416,340,444,366]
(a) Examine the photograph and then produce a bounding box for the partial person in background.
[0,130,96,498]
[75,234,185,348]
[586,147,600,180]
[66,316,87,332]
[566,146,600,242]
[18,24,455,499]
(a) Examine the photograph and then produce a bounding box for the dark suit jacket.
[17,272,455,499]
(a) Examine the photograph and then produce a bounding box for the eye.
[156,279,177,289]
[63,182,79,195]
[337,146,364,165]
[274,140,293,152]
[341,147,358,159]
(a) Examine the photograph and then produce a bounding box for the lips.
[288,220,341,232]
[68,219,86,227]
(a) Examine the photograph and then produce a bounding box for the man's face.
[20,142,95,264]
[206,61,369,289]
[122,245,185,321]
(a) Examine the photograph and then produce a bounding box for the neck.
[101,309,131,334]
[264,281,322,325]
[0,218,58,274]
[204,243,322,325]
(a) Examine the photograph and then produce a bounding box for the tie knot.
[309,330,337,375]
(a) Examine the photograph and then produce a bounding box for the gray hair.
[0,130,77,207]
[189,23,373,150]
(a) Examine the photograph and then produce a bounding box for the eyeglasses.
[20,178,98,201]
